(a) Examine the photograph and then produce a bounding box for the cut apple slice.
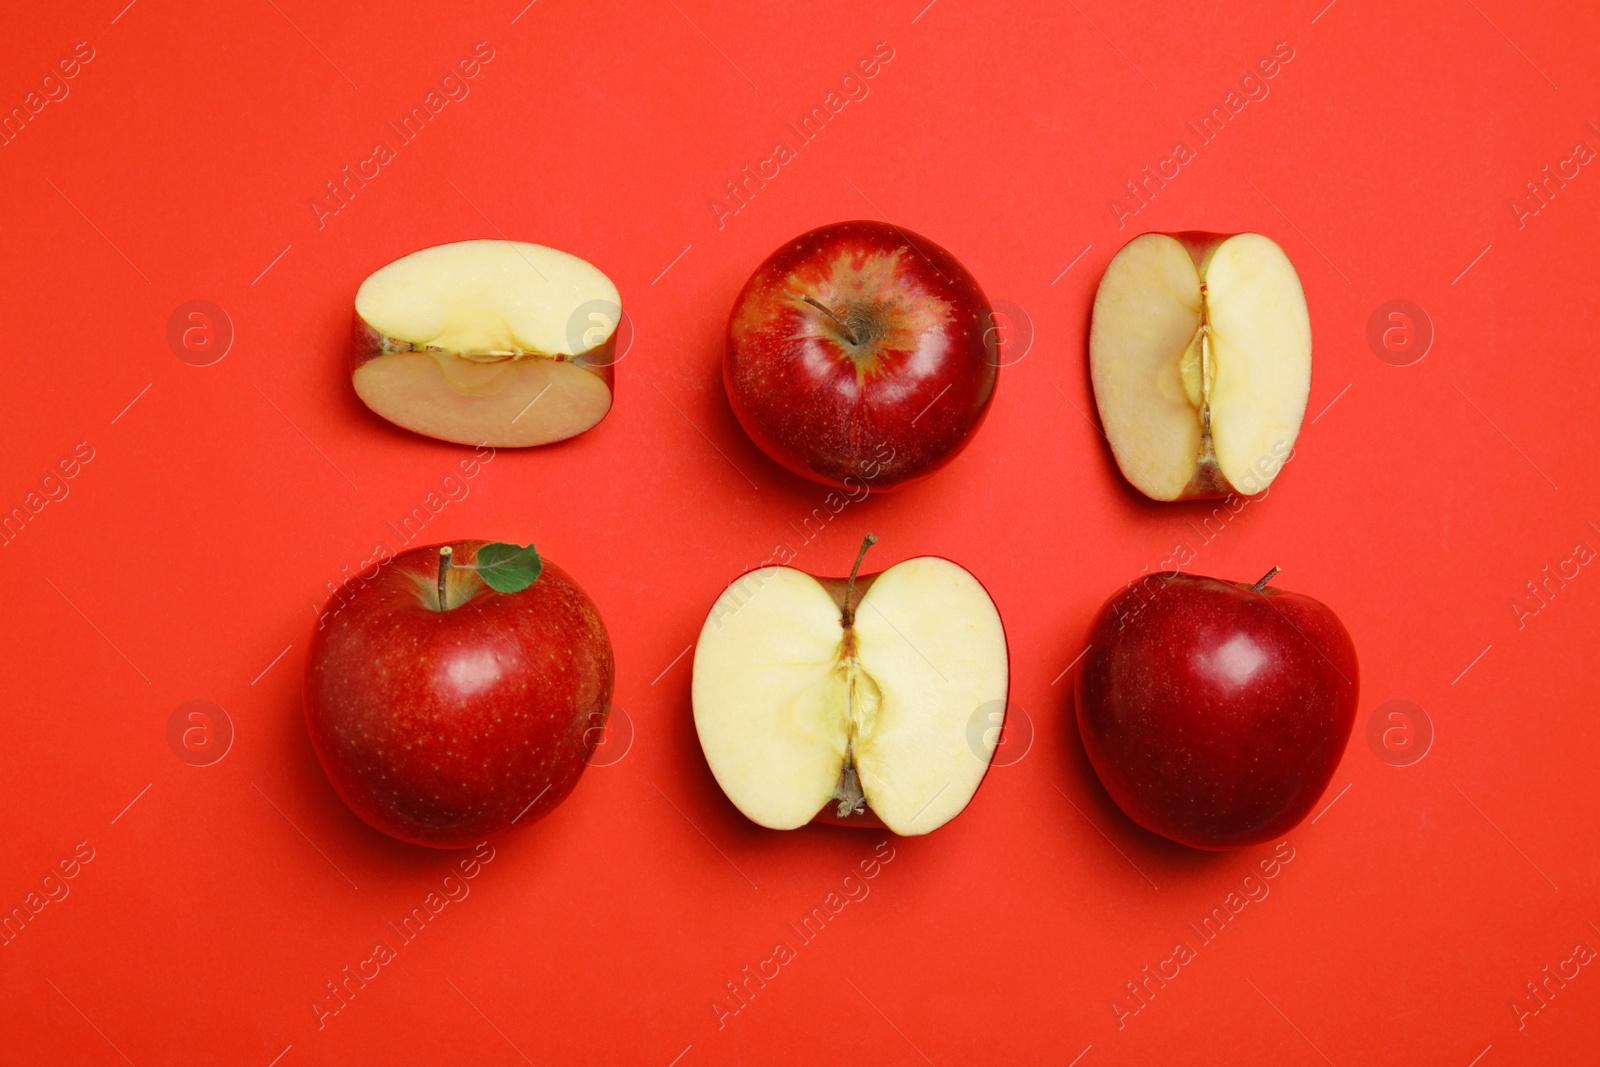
[1089,232,1311,500]
[692,546,1008,836]
[352,239,620,447]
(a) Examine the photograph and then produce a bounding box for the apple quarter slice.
[692,555,1008,835]
[1089,232,1311,500]
[352,239,621,447]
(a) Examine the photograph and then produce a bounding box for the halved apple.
[691,538,1009,836]
[1089,232,1311,500]
[352,239,620,447]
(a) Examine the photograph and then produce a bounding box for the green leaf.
[475,542,542,594]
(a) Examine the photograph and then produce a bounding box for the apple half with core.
[692,535,1009,835]
[304,540,613,848]
[1075,566,1358,850]
[353,240,621,447]
[1089,232,1311,500]
[725,220,999,490]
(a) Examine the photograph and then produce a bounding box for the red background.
[3,1,1598,1064]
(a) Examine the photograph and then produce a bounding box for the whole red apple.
[304,540,613,849]
[1075,567,1357,850]
[725,220,998,490]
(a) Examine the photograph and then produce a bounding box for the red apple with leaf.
[304,540,613,849]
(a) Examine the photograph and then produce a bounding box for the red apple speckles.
[725,220,998,490]
[1075,569,1358,850]
[304,540,613,849]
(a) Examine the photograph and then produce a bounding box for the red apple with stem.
[304,540,613,849]
[1075,566,1358,850]
[725,220,999,490]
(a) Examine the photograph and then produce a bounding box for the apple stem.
[841,533,878,627]
[1252,565,1281,593]
[437,545,453,610]
[802,294,860,345]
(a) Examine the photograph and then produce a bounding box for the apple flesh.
[1089,232,1311,500]
[304,540,613,848]
[692,541,1008,835]
[1075,568,1357,850]
[725,220,998,490]
[352,240,620,448]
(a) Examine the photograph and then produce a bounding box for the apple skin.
[1075,571,1357,850]
[725,220,998,490]
[304,540,613,849]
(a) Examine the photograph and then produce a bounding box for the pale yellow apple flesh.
[352,240,619,447]
[1089,233,1311,500]
[691,557,1008,835]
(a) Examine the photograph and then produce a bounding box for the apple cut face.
[1089,232,1311,500]
[352,240,620,447]
[692,557,1008,835]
